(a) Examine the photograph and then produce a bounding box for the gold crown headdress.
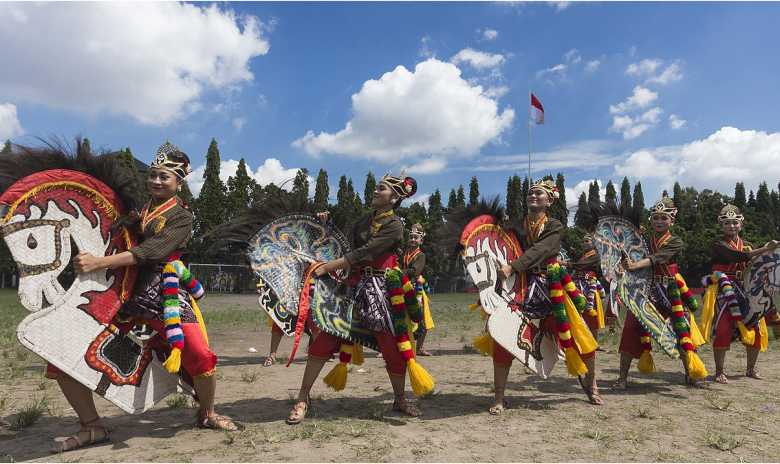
[380,173,417,199]
[530,179,560,201]
[649,196,677,219]
[718,204,744,223]
[150,141,191,179]
[410,223,425,239]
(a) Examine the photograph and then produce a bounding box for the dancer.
[494,179,602,412]
[700,204,779,383]
[286,174,434,424]
[402,223,435,356]
[571,233,607,338]
[617,196,708,389]
[64,142,237,451]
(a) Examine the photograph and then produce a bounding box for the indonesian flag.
[530,93,544,124]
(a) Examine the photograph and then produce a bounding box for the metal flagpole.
[527,90,532,182]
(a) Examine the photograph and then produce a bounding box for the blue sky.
[2,1,780,211]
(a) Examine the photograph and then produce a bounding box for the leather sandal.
[392,397,420,417]
[715,372,729,384]
[746,368,762,380]
[51,418,110,453]
[488,399,509,415]
[263,354,277,367]
[578,376,604,405]
[197,411,238,431]
[286,400,309,425]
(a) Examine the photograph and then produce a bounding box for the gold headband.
[150,141,191,179]
[380,174,417,199]
[718,204,744,223]
[649,197,677,219]
[529,179,559,201]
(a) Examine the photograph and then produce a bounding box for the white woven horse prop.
[459,214,559,378]
[744,249,780,325]
[1,168,184,413]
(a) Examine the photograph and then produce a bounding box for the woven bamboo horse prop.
[458,213,560,378]
[0,168,184,414]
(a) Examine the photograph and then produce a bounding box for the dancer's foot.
[51,418,110,453]
[392,397,420,417]
[614,378,628,390]
[488,399,509,415]
[715,372,728,384]
[263,354,277,367]
[286,400,309,425]
[746,368,762,380]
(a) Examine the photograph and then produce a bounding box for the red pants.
[308,331,406,376]
[618,311,648,359]
[492,315,594,366]
[583,311,600,336]
[46,321,217,379]
[713,312,762,350]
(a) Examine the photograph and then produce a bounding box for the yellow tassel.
[323,362,349,391]
[472,332,494,356]
[689,313,706,347]
[564,296,598,355]
[758,317,768,352]
[421,292,435,330]
[163,347,182,374]
[351,344,364,365]
[638,350,656,373]
[595,294,606,330]
[468,302,480,311]
[700,281,718,343]
[407,359,435,396]
[685,351,708,381]
[191,299,209,346]
[564,346,588,377]
[737,321,756,346]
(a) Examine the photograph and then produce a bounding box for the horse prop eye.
[27,233,38,249]
[475,263,481,273]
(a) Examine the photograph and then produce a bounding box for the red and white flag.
[530,93,544,124]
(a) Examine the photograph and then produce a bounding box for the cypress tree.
[552,172,568,224]
[587,180,601,204]
[291,168,310,210]
[506,177,516,218]
[427,190,444,229]
[605,180,617,204]
[456,185,466,208]
[734,182,747,209]
[364,172,376,206]
[313,169,330,211]
[193,139,227,236]
[632,181,646,225]
[447,188,458,210]
[520,177,529,212]
[747,190,756,208]
[1,140,11,154]
[574,192,589,229]
[468,176,480,208]
[226,158,255,217]
[619,177,631,211]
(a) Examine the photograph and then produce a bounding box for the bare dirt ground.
[1,290,779,462]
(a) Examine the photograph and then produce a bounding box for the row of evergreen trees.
[1,138,779,288]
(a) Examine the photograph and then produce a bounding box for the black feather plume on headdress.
[0,138,142,212]
[586,198,642,229]
[436,196,508,256]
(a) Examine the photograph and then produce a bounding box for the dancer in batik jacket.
[67,142,237,451]
[618,196,708,389]
[700,204,779,383]
[571,234,607,337]
[402,223,435,356]
[286,174,433,424]
[494,179,602,413]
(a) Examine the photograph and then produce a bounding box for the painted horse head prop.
[588,200,679,357]
[445,198,560,378]
[0,141,186,413]
[744,249,780,326]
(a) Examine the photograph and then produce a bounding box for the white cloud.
[419,35,435,59]
[609,86,658,114]
[565,179,606,212]
[548,1,571,11]
[484,85,510,99]
[585,60,601,73]
[472,140,620,173]
[609,107,663,139]
[451,48,506,69]
[626,59,662,78]
[669,114,687,130]
[536,63,568,80]
[401,157,447,175]
[563,49,581,65]
[647,61,683,85]
[614,127,780,194]
[0,103,23,140]
[481,28,498,41]
[232,117,247,131]
[293,59,515,162]
[188,158,308,197]
[626,58,683,85]
[409,193,431,209]
[0,3,270,125]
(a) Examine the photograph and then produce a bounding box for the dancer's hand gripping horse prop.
[0,145,187,414]
[453,200,560,378]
